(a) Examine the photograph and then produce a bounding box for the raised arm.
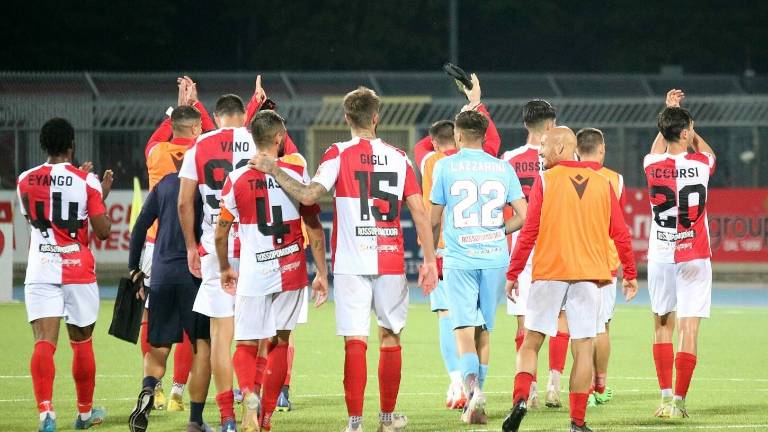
[651,89,686,154]
[461,73,500,157]
[691,131,715,157]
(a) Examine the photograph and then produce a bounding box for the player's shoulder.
[373,139,409,158]
[501,144,533,161]
[277,159,306,179]
[17,163,46,184]
[643,152,669,168]
[195,128,223,144]
[227,166,253,185]
[60,163,89,181]
[684,151,715,166]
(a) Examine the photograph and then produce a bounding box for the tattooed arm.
[248,153,327,206]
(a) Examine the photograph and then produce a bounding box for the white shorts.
[140,242,154,287]
[333,274,408,337]
[297,287,309,324]
[506,262,532,316]
[25,283,99,327]
[192,254,239,318]
[647,258,712,318]
[234,288,306,340]
[526,280,601,339]
[598,277,618,333]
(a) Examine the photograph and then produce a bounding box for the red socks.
[652,343,674,391]
[379,346,402,414]
[215,390,235,422]
[254,355,268,394]
[515,330,525,352]
[549,331,569,373]
[261,344,289,426]
[31,340,56,413]
[233,344,260,394]
[569,392,588,427]
[71,338,96,415]
[344,340,368,417]
[594,373,607,394]
[173,332,193,385]
[284,345,295,387]
[674,352,697,398]
[140,321,150,357]
[513,372,533,404]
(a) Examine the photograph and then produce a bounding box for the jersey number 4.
[355,171,399,222]
[650,184,707,229]
[450,180,506,228]
[21,192,83,238]
[255,197,290,245]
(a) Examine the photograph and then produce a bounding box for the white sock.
[171,382,185,397]
[449,371,462,385]
[548,370,561,392]
[530,380,538,398]
[661,388,673,398]
[673,395,684,401]
[39,410,56,422]
[79,411,92,421]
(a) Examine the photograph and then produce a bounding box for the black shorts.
[147,281,209,345]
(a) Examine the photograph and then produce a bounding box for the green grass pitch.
[1,301,767,431]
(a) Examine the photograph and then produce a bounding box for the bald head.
[539,126,577,169]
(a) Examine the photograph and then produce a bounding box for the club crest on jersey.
[355,226,399,237]
[255,241,300,262]
[570,174,589,199]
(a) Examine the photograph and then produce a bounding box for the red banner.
[624,188,768,263]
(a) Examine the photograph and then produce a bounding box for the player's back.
[146,140,195,189]
[179,126,256,256]
[643,151,715,263]
[421,149,457,249]
[222,162,312,294]
[17,163,105,284]
[534,162,613,283]
[316,137,420,275]
[433,148,519,270]
[502,144,543,200]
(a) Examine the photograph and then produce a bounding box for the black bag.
[108,277,143,344]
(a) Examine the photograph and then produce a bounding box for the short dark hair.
[523,99,556,129]
[250,110,286,150]
[215,94,246,116]
[40,118,75,156]
[576,128,604,156]
[171,105,202,130]
[428,120,454,146]
[657,107,693,142]
[454,110,488,141]
[343,86,380,128]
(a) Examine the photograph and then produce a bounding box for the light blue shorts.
[429,279,450,312]
[444,267,505,331]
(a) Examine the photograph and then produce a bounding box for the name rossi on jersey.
[255,242,301,263]
[355,226,400,237]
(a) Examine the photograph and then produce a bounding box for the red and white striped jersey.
[221,163,320,296]
[17,163,106,284]
[501,144,544,201]
[312,137,421,275]
[178,127,256,258]
[643,151,716,263]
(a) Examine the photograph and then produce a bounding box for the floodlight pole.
[449,0,458,64]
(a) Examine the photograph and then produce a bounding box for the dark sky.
[2,0,765,74]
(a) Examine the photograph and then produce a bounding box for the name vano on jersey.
[17,163,106,284]
[312,137,421,275]
[179,127,256,258]
[643,151,716,263]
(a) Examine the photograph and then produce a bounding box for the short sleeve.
[178,145,198,181]
[505,165,524,203]
[402,159,421,198]
[311,145,341,192]
[430,159,447,206]
[220,175,239,219]
[85,173,106,217]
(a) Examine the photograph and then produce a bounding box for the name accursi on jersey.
[649,167,701,179]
